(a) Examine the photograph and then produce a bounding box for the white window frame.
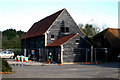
[76,39,80,44]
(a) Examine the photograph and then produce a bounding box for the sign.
[49,52,52,56]
[32,50,35,55]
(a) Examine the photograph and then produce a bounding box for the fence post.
[105,48,107,62]
[94,48,96,62]
[91,46,93,62]
[86,49,88,62]
[61,45,63,63]
[39,48,40,61]
[24,49,26,57]
[46,48,48,62]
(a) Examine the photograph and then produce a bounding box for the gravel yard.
[2,59,119,79]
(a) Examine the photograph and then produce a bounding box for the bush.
[13,49,22,56]
[2,59,12,72]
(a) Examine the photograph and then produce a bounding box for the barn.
[21,8,93,63]
[93,28,120,62]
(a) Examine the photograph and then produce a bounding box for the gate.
[94,48,109,62]
[74,48,91,62]
[28,48,61,62]
[27,48,48,61]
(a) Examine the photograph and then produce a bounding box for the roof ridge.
[21,9,64,39]
[48,34,77,46]
[45,9,65,34]
[48,33,92,46]
[108,28,120,30]
[36,9,64,24]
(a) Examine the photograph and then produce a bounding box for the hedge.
[2,59,12,72]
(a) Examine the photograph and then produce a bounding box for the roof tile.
[48,34,77,46]
[21,9,64,39]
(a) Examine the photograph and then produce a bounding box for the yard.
[1,59,120,79]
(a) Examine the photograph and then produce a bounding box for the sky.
[0,0,119,32]
[119,1,120,28]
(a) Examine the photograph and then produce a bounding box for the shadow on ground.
[82,62,120,68]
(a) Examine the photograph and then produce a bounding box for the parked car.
[0,51,14,58]
[118,54,120,62]
[118,54,120,58]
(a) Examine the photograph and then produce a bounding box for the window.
[66,27,69,32]
[51,35,55,40]
[61,20,64,27]
[61,27,65,33]
[76,39,80,44]
[8,52,12,54]
[51,35,54,38]
[61,27,69,33]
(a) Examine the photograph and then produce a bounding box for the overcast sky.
[0,0,119,32]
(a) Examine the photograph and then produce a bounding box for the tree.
[2,36,9,49]
[2,29,16,40]
[2,29,25,49]
[78,23,100,37]
[78,23,84,30]
[10,35,21,48]
[17,30,26,38]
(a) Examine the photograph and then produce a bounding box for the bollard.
[26,57,28,62]
[17,56,20,62]
[23,56,25,62]
[24,57,27,62]
[21,56,24,62]
[15,57,17,61]
[48,62,50,64]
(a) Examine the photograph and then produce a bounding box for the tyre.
[10,56,13,59]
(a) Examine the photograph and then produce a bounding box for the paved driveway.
[2,62,119,78]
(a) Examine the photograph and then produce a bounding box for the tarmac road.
[2,59,120,79]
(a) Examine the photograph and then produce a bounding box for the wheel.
[10,56,13,59]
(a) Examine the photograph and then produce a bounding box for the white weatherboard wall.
[24,49,26,57]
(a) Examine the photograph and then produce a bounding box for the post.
[45,33,47,46]
[39,48,40,61]
[94,48,96,62]
[24,49,26,57]
[105,48,107,62]
[61,45,63,63]
[91,46,93,62]
[86,49,88,62]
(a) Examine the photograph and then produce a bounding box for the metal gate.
[94,48,109,62]
[27,48,48,61]
[74,48,91,62]
[27,48,61,62]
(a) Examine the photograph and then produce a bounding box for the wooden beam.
[91,46,94,62]
[61,45,63,63]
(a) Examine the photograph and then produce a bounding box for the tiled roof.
[21,9,64,39]
[94,28,120,48]
[48,33,92,46]
[48,34,77,46]
[105,28,120,48]
[106,28,120,39]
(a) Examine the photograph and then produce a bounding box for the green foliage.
[2,29,16,40]
[2,36,9,49]
[78,24,100,37]
[17,30,26,38]
[2,29,25,49]
[11,49,22,56]
[2,59,12,72]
